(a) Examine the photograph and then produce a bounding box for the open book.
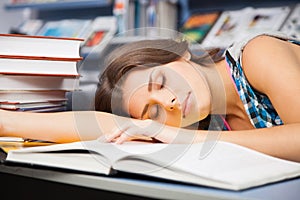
[4,140,300,191]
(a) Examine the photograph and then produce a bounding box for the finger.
[116,127,152,143]
[115,133,130,144]
[131,126,156,138]
[97,134,119,143]
[105,128,125,142]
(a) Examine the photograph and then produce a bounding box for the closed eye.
[149,104,161,120]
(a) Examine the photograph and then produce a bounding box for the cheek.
[128,99,143,118]
[163,110,182,127]
[124,87,148,119]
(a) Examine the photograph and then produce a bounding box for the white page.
[113,141,300,190]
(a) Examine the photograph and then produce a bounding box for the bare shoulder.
[241,35,300,123]
[243,35,300,61]
[241,35,300,91]
[243,35,300,63]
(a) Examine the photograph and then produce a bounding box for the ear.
[182,51,191,61]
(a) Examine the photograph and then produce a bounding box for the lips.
[182,91,191,118]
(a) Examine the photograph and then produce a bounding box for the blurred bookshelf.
[5,0,112,10]
[3,0,300,112]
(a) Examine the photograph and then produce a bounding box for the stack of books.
[0,34,83,112]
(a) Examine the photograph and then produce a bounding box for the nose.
[150,89,178,111]
[168,98,178,111]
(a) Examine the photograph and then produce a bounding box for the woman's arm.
[0,109,127,143]
[218,124,300,162]
[103,119,300,162]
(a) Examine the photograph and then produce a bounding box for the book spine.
[0,33,85,41]
[0,55,83,61]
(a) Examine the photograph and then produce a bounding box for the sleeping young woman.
[0,31,300,162]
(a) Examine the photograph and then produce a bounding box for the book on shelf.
[36,19,93,44]
[4,139,300,191]
[80,16,117,57]
[113,0,178,37]
[0,55,81,76]
[156,0,178,31]
[280,3,300,39]
[0,34,83,58]
[127,0,136,34]
[9,0,61,4]
[201,6,291,48]
[180,11,221,43]
[12,19,44,35]
[135,0,148,35]
[84,31,106,47]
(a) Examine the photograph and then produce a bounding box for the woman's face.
[120,58,212,127]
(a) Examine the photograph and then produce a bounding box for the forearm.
[154,123,300,162]
[0,110,79,143]
[218,124,300,162]
[0,110,109,143]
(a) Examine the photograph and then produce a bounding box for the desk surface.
[1,163,300,200]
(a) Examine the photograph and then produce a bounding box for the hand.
[100,119,165,144]
[99,117,202,144]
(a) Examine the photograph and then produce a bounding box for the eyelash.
[149,104,160,120]
[148,72,166,119]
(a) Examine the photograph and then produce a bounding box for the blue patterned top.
[224,31,300,128]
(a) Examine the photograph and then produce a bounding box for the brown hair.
[94,39,224,128]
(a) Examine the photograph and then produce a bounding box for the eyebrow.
[140,70,155,119]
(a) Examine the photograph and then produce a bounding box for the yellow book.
[0,137,55,153]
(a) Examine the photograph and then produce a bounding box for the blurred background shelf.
[5,0,112,10]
